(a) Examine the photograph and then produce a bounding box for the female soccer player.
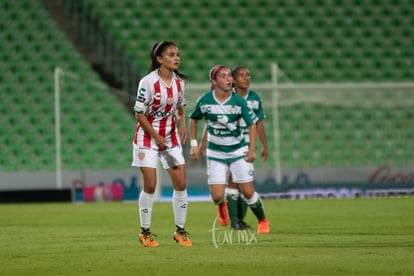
[189,65,270,234]
[200,66,269,231]
[227,65,269,231]
[132,41,191,247]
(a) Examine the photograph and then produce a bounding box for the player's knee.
[211,195,225,205]
[241,190,254,200]
[144,186,156,194]
[244,191,260,205]
[173,182,186,191]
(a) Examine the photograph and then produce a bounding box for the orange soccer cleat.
[257,218,270,234]
[139,228,159,247]
[217,201,229,226]
[174,227,192,247]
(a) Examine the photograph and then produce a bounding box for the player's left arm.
[199,124,208,156]
[176,106,188,144]
[240,97,257,163]
[189,118,200,160]
[256,120,268,162]
[254,94,268,162]
[245,123,256,163]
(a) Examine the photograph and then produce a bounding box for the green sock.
[238,195,248,220]
[248,196,266,221]
[226,192,239,226]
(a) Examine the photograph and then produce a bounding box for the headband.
[209,64,225,80]
[153,41,165,56]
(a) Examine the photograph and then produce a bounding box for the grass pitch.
[0,197,413,275]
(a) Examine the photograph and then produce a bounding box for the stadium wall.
[1,166,413,203]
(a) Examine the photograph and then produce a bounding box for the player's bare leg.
[168,165,192,246]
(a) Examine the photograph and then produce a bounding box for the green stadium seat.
[2,0,413,173]
[0,0,136,172]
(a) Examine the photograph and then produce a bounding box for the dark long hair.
[149,41,188,80]
[231,65,247,78]
[231,65,247,88]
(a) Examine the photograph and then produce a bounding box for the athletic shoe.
[217,201,229,226]
[257,218,270,234]
[174,227,192,247]
[231,220,251,230]
[139,228,159,247]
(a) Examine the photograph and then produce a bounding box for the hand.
[178,125,188,144]
[199,140,207,156]
[261,147,268,162]
[244,149,256,163]
[190,146,200,160]
[155,135,167,151]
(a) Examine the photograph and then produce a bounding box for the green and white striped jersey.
[189,90,258,163]
[233,87,266,142]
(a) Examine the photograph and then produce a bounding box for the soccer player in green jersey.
[228,65,269,231]
[189,65,270,234]
[199,65,269,232]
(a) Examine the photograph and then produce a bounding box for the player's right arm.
[134,79,167,150]
[135,113,167,150]
[188,94,207,160]
[199,124,208,156]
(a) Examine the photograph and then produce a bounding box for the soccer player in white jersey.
[132,41,191,247]
[189,65,270,234]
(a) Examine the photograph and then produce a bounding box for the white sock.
[139,191,154,229]
[244,191,260,205]
[226,187,239,200]
[173,189,188,229]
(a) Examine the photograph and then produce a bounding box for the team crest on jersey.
[154,92,161,101]
[167,97,174,105]
[230,105,238,114]
[138,152,145,160]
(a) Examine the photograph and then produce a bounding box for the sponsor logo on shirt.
[217,115,228,124]
[150,109,176,118]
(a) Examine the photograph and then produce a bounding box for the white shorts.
[207,158,254,185]
[132,143,185,169]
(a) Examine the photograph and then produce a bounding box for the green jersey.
[232,88,265,142]
[189,90,258,163]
